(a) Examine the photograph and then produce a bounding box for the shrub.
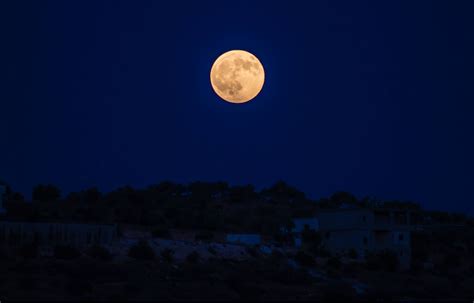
[246,246,259,258]
[17,277,36,291]
[322,282,356,301]
[0,245,11,259]
[128,240,155,260]
[54,244,81,260]
[301,228,322,253]
[195,231,214,242]
[86,244,113,261]
[18,243,38,259]
[294,250,315,267]
[348,249,358,259]
[443,252,461,268]
[366,250,398,272]
[327,256,341,269]
[315,247,332,258]
[65,278,92,296]
[161,248,174,263]
[208,246,217,256]
[186,251,200,264]
[151,228,171,239]
[271,250,285,259]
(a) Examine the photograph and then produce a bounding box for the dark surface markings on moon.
[210,50,264,103]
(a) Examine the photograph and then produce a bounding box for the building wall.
[389,230,411,270]
[292,218,319,233]
[317,209,374,230]
[317,209,412,269]
[226,234,261,245]
[323,229,373,256]
[0,221,117,247]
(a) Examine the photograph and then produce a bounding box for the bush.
[128,240,155,260]
[86,244,113,261]
[327,256,341,269]
[208,246,217,256]
[348,249,358,259]
[294,250,315,267]
[54,244,81,260]
[186,251,200,264]
[66,278,92,296]
[0,245,11,259]
[195,231,214,242]
[246,246,259,258]
[271,250,285,259]
[322,282,356,301]
[366,250,398,272]
[161,248,174,263]
[443,252,461,268]
[151,228,171,239]
[18,243,38,259]
[17,277,36,291]
[315,247,332,258]
[301,228,322,253]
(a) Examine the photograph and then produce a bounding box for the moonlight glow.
[210,50,265,103]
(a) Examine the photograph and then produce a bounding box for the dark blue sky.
[1,0,473,214]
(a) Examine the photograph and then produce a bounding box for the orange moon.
[210,50,265,103]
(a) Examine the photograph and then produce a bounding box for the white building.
[317,208,412,270]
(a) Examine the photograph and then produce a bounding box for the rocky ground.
[1,245,473,301]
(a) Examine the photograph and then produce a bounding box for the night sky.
[1,1,473,214]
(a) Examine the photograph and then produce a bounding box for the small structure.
[317,208,412,270]
[0,221,117,248]
[226,233,261,245]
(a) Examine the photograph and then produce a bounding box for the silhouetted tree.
[262,181,306,203]
[54,245,81,259]
[86,244,113,261]
[32,184,61,202]
[330,191,358,207]
[161,248,174,263]
[84,187,102,204]
[229,184,257,203]
[301,226,322,253]
[128,240,155,260]
[186,251,200,264]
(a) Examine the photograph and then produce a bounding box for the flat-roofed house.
[317,208,412,270]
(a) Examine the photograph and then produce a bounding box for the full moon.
[210,50,265,103]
